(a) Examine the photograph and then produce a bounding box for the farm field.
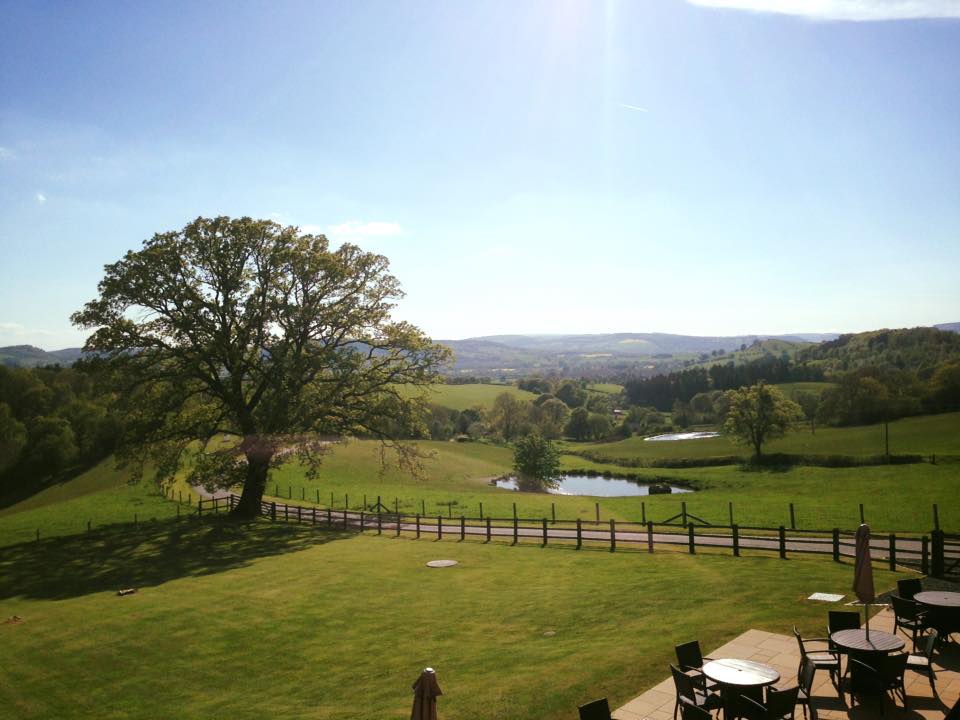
[408,383,538,411]
[0,519,900,720]
[570,411,960,461]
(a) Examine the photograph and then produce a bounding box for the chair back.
[766,685,800,719]
[792,626,807,658]
[798,656,816,695]
[827,611,860,635]
[882,652,909,686]
[897,578,922,600]
[849,657,884,697]
[890,594,918,621]
[915,629,938,660]
[679,698,712,720]
[578,697,611,720]
[670,664,696,703]
[734,686,765,720]
[675,640,705,671]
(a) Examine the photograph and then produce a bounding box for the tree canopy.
[72,216,451,517]
[722,382,803,459]
[512,433,561,492]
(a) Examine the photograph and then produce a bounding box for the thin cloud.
[327,220,403,238]
[619,103,650,112]
[687,0,960,21]
[35,192,47,205]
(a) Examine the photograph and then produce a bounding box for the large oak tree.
[73,216,451,518]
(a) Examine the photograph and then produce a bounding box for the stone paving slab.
[614,608,959,720]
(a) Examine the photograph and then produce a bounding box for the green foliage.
[564,406,591,440]
[512,433,561,491]
[489,392,530,441]
[723,383,803,458]
[555,379,587,408]
[799,327,960,375]
[531,397,570,439]
[0,403,27,474]
[71,216,450,516]
[928,360,960,411]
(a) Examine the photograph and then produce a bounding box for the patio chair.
[848,653,909,717]
[897,578,922,600]
[792,626,839,689]
[826,610,862,674]
[905,629,938,694]
[678,698,713,720]
[675,640,718,692]
[890,595,927,645]
[671,664,721,720]
[948,696,960,720]
[578,697,612,720]
[729,686,765,720]
[795,656,817,720]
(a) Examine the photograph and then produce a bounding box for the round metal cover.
[426,559,458,568]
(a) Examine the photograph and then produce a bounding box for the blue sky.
[1,0,958,349]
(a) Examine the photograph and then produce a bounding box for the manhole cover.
[426,560,458,568]
[807,593,845,602]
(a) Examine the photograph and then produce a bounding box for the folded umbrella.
[411,667,443,720]
[853,523,875,637]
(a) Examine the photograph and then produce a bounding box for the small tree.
[512,433,561,492]
[723,383,802,459]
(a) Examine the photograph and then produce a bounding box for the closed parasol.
[853,523,875,637]
[411,667,442,720]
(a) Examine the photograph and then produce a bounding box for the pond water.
[644,431,720,442]
[494,474,692,497]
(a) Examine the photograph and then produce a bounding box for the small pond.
[644,431,720,442]
[494,474,692,497]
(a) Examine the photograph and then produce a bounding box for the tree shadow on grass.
[0,516,355,601]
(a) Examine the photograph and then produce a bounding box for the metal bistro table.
[915,591,960,642]
[703,658,780,719]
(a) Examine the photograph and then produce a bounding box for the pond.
[644,431,720,442]
[493,474,693,497]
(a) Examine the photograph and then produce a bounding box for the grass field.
[0,519,901,720]
[411,383,538,411]
[571,411,960,461]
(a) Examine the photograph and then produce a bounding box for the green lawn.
[572,411,960,461]
[410,383,539,411]
[0,519,901,720]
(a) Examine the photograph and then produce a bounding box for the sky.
[1,0,959,349]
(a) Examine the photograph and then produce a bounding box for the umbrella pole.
[864,602,869,640]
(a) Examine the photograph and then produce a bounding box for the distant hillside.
[440,332,838,374]
[935,322,960,333]
[0,345,84,368]
[798,327,960,375]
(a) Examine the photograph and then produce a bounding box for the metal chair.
[678,698,713,720]
[826,610,862,676]
[675,640,718,692]
[671,664,721,720]
[795,656,816,720]
[905,629,938,694]
[897,578,922,600]
[890,594,927,645]
[792,626,839,689]
[578,697,612,720]
[848,653,909,717]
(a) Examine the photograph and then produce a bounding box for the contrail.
[619,103,649,112]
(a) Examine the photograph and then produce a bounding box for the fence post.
[416,514,421,539]
[682,501,688,526]
[647,521,654,553]
[327,507,332,526]
[641,501,646,525]
[343,509,348,530]
[595,502,600,524]
[284,504,289,522]
[728,501,734,527]
[932,530,945,578]
[377,512,382,535]
[288,485,292,500]
[688,523,695,554]
[395,498,399,515]
[396,511,401,537]
[317,489,320,504]
[789,503,796,530]
[610,519,616,552]
[933,504,940,531]
[198,499,204,517]
[479,502,483,520]
[859,503,865,524]
[486,516,491,543]
[312,507,316,525]
[551,503,556,524]
[460,515,465,542]
[270,502,276,522]
[513,516,518,545]
[921,536,929,575]
[421,499,426,516]
[364,494,368,510]
[832,529,840,562]
[438,516,443,540]
[448,503,453,519]
[577,518,582,550]
[513,503,517,521]
[345,493,349,509]
[542,518,548,547]
[778,526,786,559]
[888,533,896,571]
[301,487,305,501]
[360,511,365,532]
[179,490,182,504]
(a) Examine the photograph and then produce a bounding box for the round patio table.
[914,591,960,608]
[703,659,779,719]
[830,629,904,654]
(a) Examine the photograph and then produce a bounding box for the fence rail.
[196,495,960,580]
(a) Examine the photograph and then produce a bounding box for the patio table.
[703,659,779,719]
[915,591,960,641]
[830,628,904,654]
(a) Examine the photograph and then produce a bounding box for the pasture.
[411,383,538,411]
[0,519,900,720]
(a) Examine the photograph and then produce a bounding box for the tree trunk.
[232,451,271,519]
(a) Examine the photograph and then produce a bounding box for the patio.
[614,607,960,719]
